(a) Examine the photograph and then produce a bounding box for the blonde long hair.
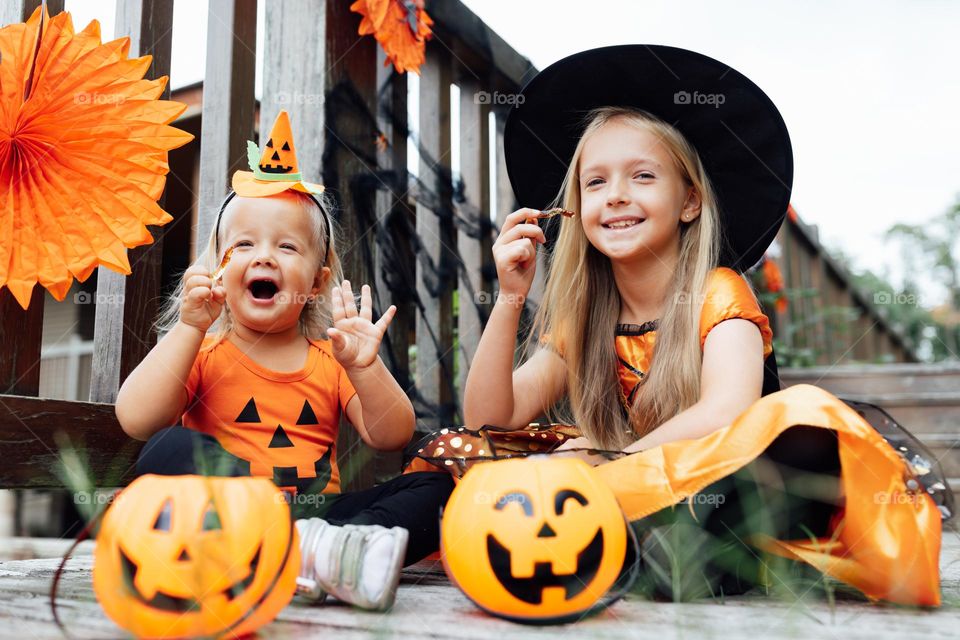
[532,107,722,449]
[155,191,343,349]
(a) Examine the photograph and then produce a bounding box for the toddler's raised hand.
[328,281,396,371]
[179,264,226,332]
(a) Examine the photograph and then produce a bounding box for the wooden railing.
[0,0,537,494]
[767,210,918,366]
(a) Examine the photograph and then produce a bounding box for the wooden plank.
[0,0,64,25]
[797,244,817,364]
[262,0,380,490]
[492,111,531,360]
[372,49,409,482]
[0,396,140,488]
[493,112,514,231]
[260,0,325,179]
[0,537,94,561]
[323,0,379,490]
[416,48,455,431]
[89,0,174,404]
[3,541,960,639]
[809,252,826,365]
[373,50,411,382]
[196,0,258,248]
[425,0,537,89]
[854,310,870,362]
[455,75,490,404]
[0,289,44,396]
[780,225,795,355]
[789,228,805,356]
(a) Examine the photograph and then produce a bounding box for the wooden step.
[781,366,960,491]
[780,363,960,395]
[0,536,93,561]
[780,383,960,435]
[843,393,960,435]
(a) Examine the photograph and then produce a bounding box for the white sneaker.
[295,518,329,603]
[295,518,409,611]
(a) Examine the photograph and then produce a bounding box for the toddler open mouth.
[248,278,279,302]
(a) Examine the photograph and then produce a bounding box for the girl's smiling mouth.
[602,216,645,230]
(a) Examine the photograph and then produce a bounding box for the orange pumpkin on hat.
[441,457,629,623]
[92,475,299,639]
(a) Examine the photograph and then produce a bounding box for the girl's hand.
[180,264,226,332]
[328,281,396,371]
[492,208,547,301]
[553,436,608,467]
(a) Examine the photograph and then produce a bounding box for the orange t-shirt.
[182,337,356,494]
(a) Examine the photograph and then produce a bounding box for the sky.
[63,0,960,305]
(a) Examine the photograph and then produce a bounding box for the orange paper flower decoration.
[350,0,434,74]
[0,9,194,309]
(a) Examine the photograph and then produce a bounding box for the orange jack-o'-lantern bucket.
[441,457,638,624]
[91,475,299,638]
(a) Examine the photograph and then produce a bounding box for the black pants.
[626,426,842,600]
[136,426,454,566]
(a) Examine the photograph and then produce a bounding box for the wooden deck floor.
[2,529,959,639]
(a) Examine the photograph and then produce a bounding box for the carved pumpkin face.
[257,110,299,175]
[441,457,628,623]
[93,475,299,638]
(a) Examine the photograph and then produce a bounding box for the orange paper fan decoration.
[350,0,434,74]
[0,8,194,309]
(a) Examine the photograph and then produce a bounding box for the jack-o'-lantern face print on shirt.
[182,338,357,495]
[231,396,335,493]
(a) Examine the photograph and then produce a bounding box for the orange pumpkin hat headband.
[231,110,324,197]
[217,110,329,255]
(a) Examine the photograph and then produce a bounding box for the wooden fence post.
[89,0,174,404]
[455,75,490,404]
[262,0,379,489]
[196,0,258,249]
[415,48,455,431]
[372,50,411,481]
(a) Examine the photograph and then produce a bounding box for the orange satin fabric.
[594,384,942,606]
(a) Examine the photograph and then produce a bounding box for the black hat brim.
[504,44,793,272]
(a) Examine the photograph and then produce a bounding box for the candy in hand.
[530,208,575,220]
[211,245,236,282]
